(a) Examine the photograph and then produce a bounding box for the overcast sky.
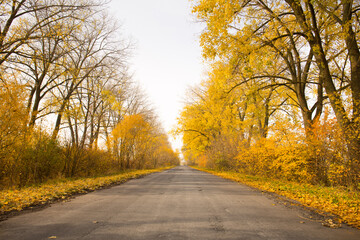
[107,0,204,151]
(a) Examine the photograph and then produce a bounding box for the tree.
[0,0,102,66]
[109,114,179,169]
[0,0,178,188]
[192,0,323,136]
[284,0,360,185]
[190,0,360,185]
[51,12,129,139]
[0,79,27,185]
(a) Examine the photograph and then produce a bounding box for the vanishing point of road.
[0,166,359,240]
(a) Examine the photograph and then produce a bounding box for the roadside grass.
[0,167,173,215]
[193,167,360,229]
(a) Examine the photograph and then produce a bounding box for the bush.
[205,134,239,170]
[18,132,63,187]
[234,117,357,187]
[62,145,112,178]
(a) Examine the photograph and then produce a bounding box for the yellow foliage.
[194,167,360,229]
[0,81,27,147]
[198,155,208,168]
[185,0,360,227]
[109,114,179,169]
[0,167,172,214]
[236,138,308,182]
[0,80,28,186]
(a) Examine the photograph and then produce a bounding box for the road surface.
[0,166,359,239]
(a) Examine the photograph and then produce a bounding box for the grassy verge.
[0,167,173,215]
[193,167,360,229]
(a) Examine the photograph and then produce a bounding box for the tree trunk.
[286,0,360,185]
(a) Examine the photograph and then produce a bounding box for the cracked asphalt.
[0,166,360,239]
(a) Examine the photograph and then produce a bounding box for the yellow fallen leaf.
[48,236,57,239]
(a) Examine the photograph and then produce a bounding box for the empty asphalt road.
[1,166,360,240]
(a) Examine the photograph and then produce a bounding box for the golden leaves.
[0,168,171,214]
[108,114,179,169]
[322,219,341,228]
[188,0,360,229]
[196,167,360,229]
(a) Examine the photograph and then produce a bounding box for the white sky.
[107,0,204,151]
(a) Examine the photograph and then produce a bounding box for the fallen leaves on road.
[0,167,172,215]
[194,167,360,229]
[322,219,342,228]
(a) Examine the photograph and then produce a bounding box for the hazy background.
[108,0,205,151]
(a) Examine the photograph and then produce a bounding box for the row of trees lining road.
[176,0,360,187]
[0,0,179,188]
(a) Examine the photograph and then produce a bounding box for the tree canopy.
[176,0,360,187]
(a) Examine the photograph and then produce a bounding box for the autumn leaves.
[178,0,360,187]
[0,1,178,188]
